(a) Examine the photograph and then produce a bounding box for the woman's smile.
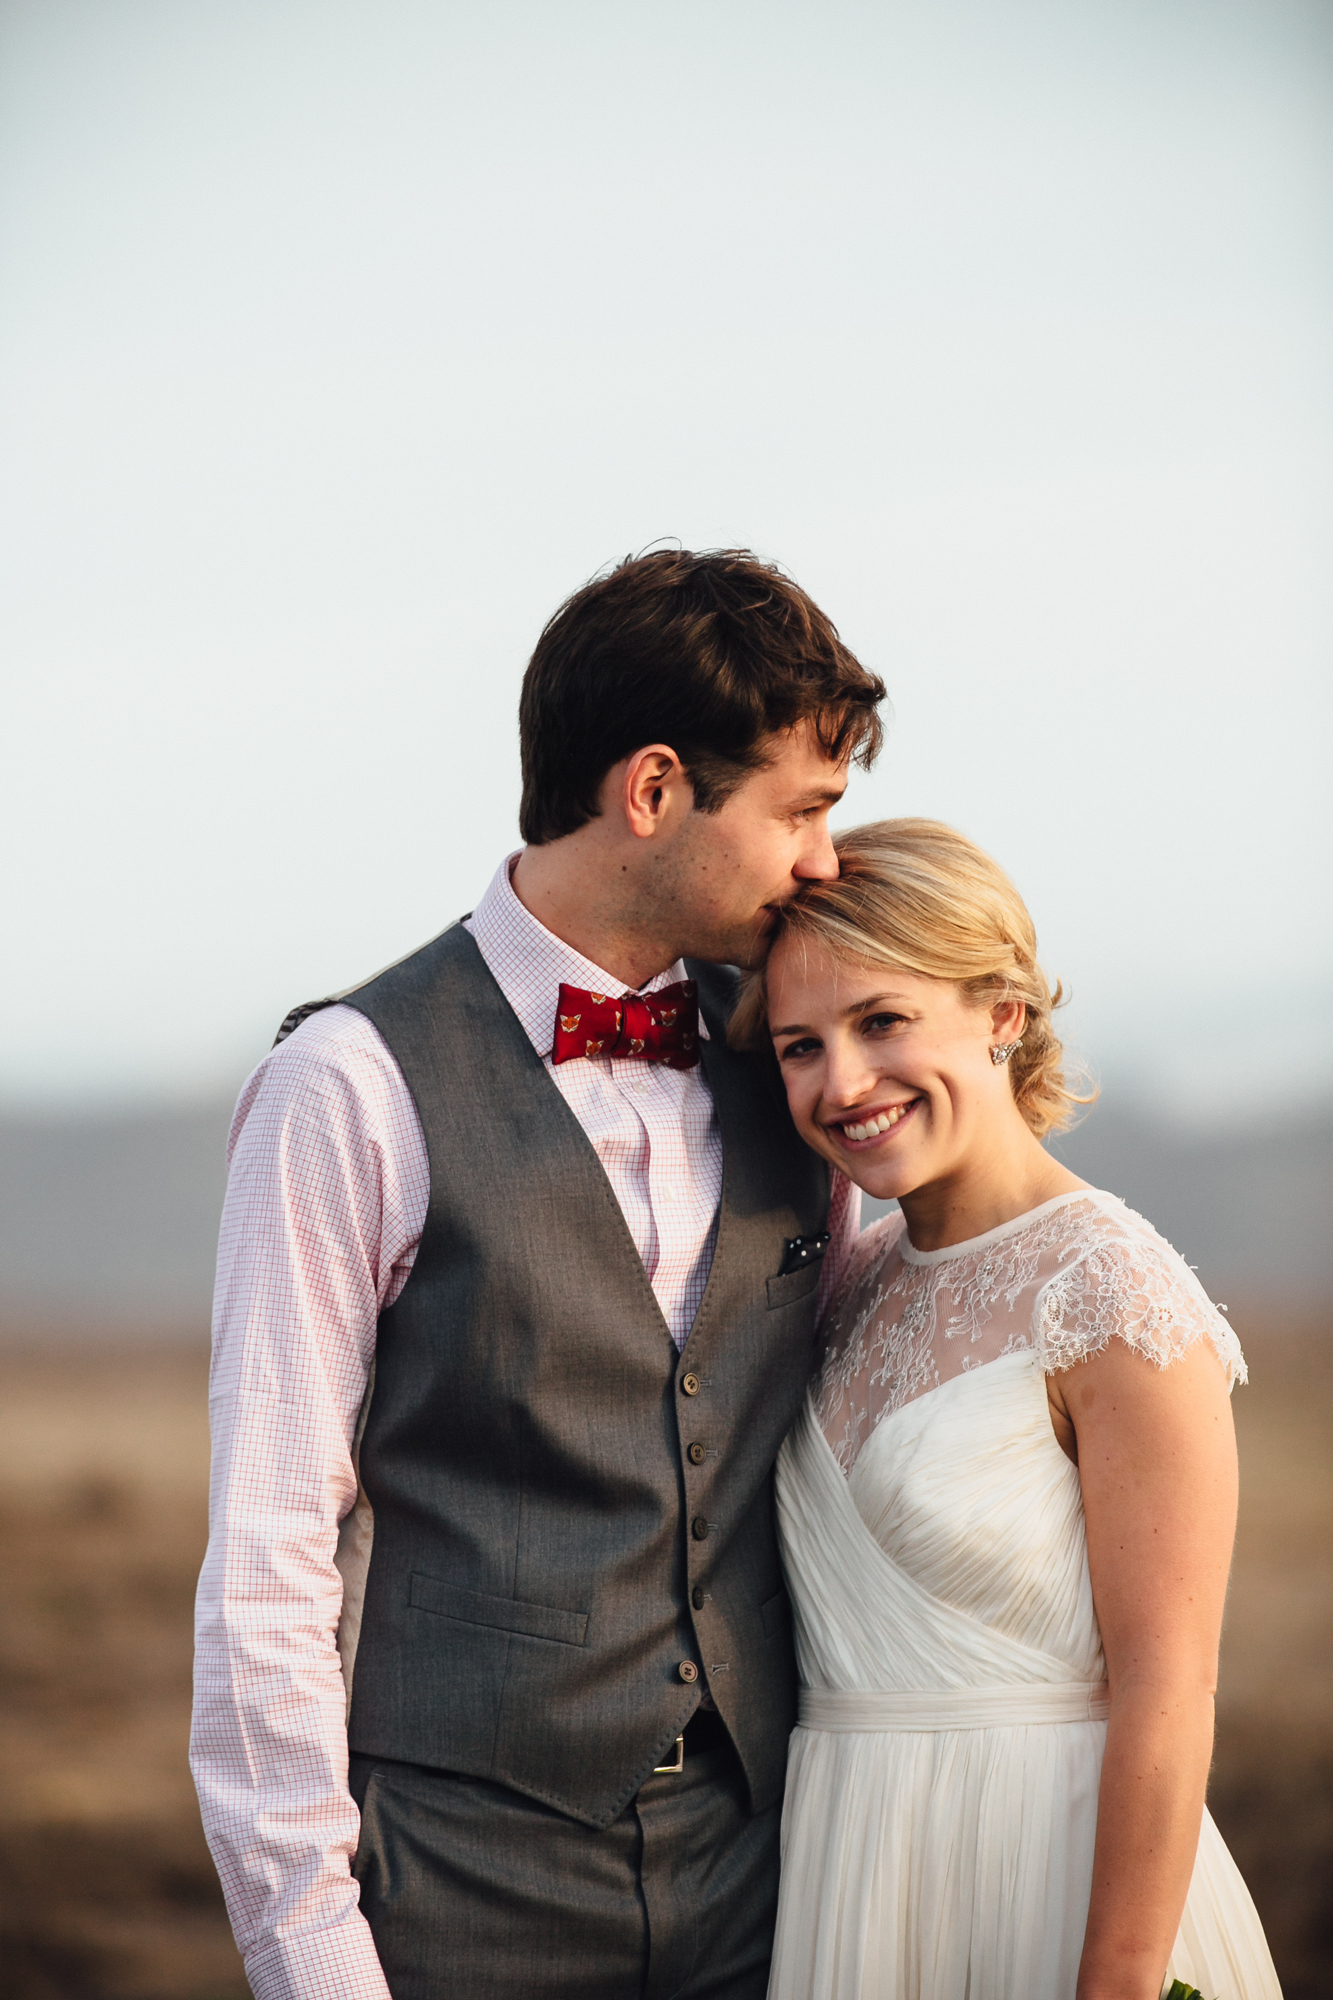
[825,1095,924,1148]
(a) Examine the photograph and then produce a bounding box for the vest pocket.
[765,1262,823,1310]
[409,1573,589,1647]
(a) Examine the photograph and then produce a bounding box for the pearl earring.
[990,1041,1022,1066]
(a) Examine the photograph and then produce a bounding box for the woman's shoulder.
[822,1208,909,1323]
[1032,1188,1247,1388]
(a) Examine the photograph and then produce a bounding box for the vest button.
[691,1515,709,1540]
[692,1585,705,1609]
[681,1372,701,1396]
[687,1441,706,1465]
[678,1660,699,1684]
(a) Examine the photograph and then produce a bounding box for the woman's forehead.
[767,942,943,1014]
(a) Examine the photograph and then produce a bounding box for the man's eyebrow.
[783,783,847,810]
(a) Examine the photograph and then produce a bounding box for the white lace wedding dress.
[768,1189,1282,2000]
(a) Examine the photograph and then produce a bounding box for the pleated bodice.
[781,1350,1101,1700]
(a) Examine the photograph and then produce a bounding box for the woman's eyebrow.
[771,994,906,1038]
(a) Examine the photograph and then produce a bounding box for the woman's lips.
[829,1097,923,1146]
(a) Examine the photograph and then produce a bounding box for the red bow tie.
[552,980,700,1071]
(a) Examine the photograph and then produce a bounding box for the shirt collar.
[466,851,710,1059]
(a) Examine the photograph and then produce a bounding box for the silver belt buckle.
[653,1734,685,1774]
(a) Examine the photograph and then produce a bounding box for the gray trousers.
[349,1743,780,2000]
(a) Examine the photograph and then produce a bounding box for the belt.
[798,1682,1111,1731]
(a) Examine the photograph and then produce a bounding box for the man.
[192,548,886,1999]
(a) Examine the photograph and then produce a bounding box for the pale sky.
[2,0,1330,1118]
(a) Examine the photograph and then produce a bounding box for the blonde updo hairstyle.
[730,818,1093,1139]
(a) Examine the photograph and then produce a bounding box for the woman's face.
[766,938,1024,1202]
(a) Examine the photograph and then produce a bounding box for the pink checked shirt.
[191,856,860,2000]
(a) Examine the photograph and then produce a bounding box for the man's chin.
[739,904,785,962]
[722,912,779,972]
[682,914,773,973]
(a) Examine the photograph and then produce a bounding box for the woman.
[731,819,1280,2000]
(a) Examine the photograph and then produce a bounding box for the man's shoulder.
[272,922,480,1051]
[226,1000,425,1175]
[268,999,397,1067]
[245,1003,411,1116]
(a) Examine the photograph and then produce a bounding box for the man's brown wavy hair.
[519,549,886,845]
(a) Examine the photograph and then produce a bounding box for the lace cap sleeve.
[1032,1198,1247,1388]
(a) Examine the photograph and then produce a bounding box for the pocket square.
[778,1233,831,1278]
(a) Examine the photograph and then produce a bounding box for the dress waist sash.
[798,1682,1110,1732]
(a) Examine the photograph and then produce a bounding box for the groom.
[192,548,885,2000]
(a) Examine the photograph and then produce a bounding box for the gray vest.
[309,924,829,1829]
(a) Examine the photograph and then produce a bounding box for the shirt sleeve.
[190,1007,428,2000]
[816,1168,862,1317]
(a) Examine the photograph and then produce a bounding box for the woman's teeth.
[842,1105,911,1142]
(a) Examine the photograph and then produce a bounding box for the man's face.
[653,720,848,967]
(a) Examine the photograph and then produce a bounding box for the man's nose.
[793,824,839,883]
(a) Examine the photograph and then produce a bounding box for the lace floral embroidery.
[814,1192,1246,1475]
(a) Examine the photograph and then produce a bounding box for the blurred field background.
[2,1329,1328,1999]
[2,0,1329,1995]
[0,1101,1329,1998]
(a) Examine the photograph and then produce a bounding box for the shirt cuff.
[244,1915,392,2000]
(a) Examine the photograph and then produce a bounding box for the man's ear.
[621,744,693,840]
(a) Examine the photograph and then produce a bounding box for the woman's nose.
[821,1040,881,1109]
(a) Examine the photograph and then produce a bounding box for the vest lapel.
[427,931,680,1353]
[682,1029,746,1354]
[680,971,821,1358]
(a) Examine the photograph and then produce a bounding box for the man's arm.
[191,1008,427,2000]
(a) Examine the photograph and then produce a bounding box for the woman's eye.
[777,1037,821,1061]
[862,1012,906,1036]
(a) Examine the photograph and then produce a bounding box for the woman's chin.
[850,1163,919,1203]
[817,1139,925,1205]
[802,1094,935,1201]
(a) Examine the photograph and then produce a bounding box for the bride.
[731,819,1281,2000]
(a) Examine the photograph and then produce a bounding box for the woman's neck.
[897,1125,1087,1253]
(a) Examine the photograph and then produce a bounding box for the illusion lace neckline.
[899,1188,1096,1266]
[814,1185,1245,1475]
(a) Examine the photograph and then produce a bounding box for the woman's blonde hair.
[730,818,1094,1138]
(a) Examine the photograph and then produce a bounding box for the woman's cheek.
[785,1072,817,1140]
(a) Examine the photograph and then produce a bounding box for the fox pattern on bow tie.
[551,980,700,1070]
